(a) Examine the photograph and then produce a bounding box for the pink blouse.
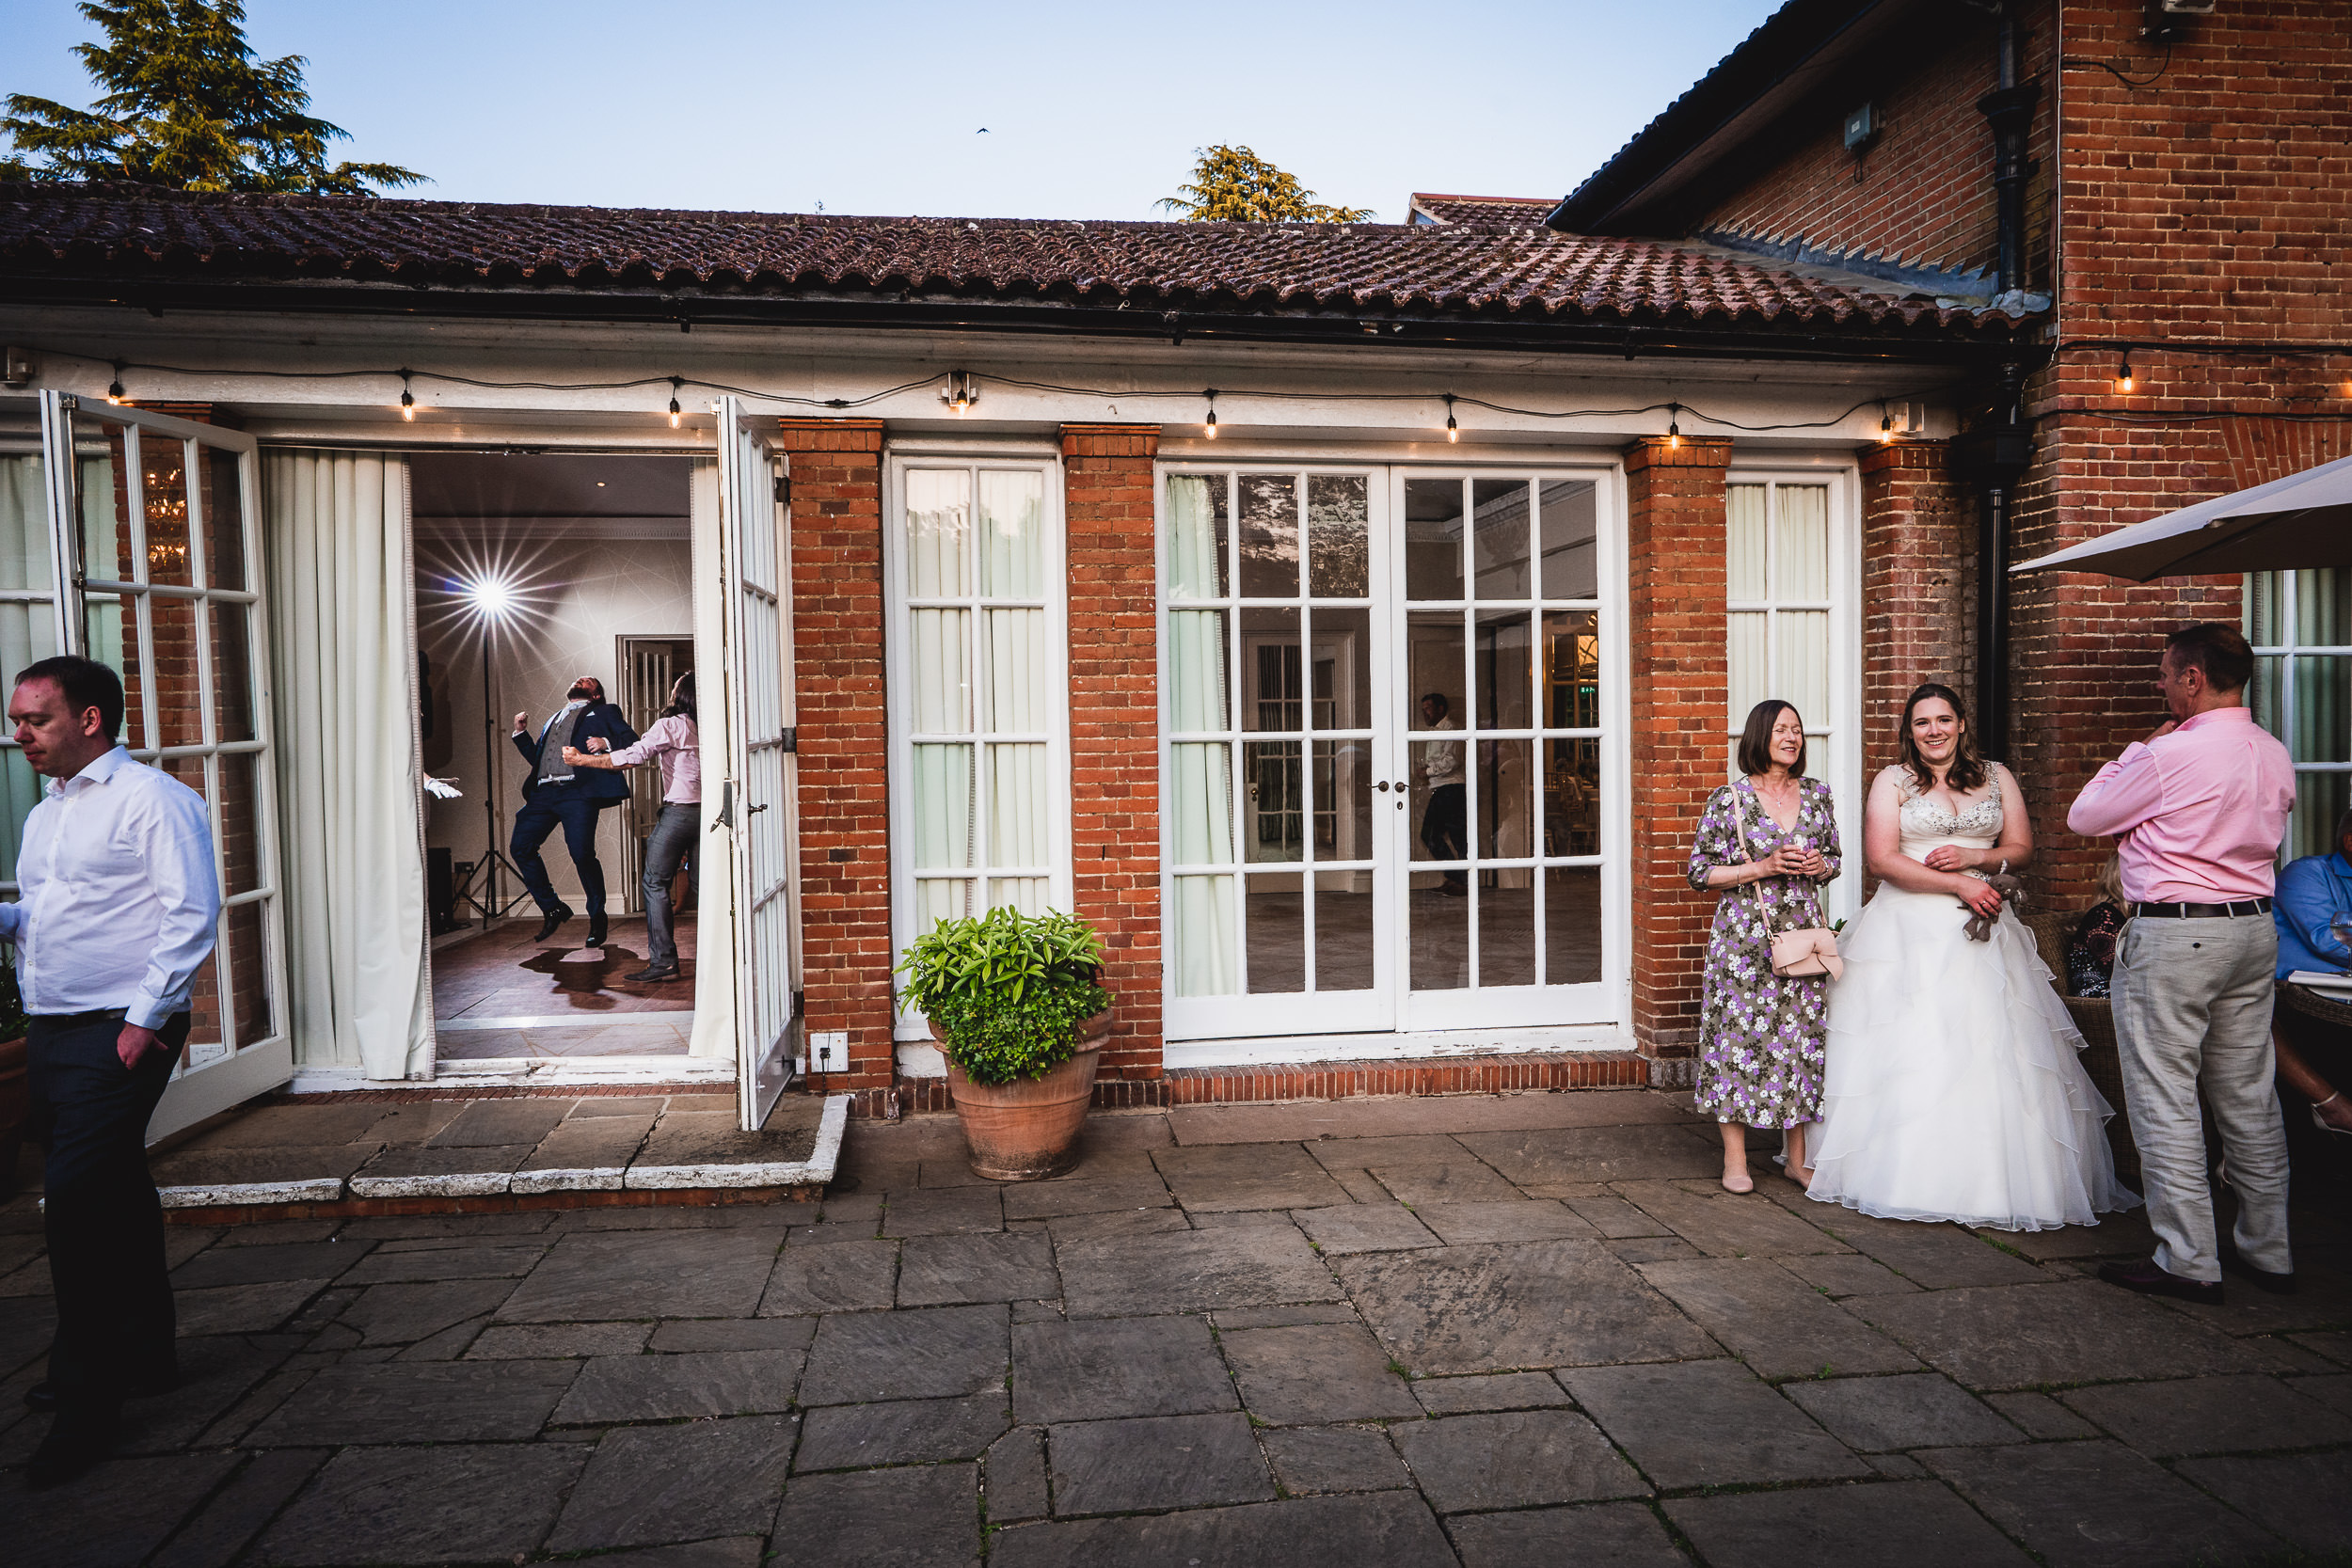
[606,714,702,804]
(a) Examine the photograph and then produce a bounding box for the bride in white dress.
[1807,684,2139,1230]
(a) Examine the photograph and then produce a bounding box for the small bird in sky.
[977,128,989,133]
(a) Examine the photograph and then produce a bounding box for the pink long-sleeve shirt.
[605,714,702,804]
[2065,705,2294,904]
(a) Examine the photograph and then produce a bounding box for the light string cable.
[64,351,1948,436]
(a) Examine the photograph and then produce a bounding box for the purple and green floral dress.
[1685,777,1842,1129]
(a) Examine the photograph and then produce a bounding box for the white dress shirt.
[1421,716,1463,785]
[0,745,221,1028]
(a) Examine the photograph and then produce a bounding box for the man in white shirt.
[1418,692,1469,895]
[4,656,220,1485]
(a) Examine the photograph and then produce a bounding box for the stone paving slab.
[2058,1370,2352,1457]
[250,1442,586,1566]
[757,1238,898,1315]
[550,1349,802,1423]
[1637,1257,1921,1379]
[9,1449,245,1568]
[1781,1371,2026,1452]
[1666,1479,2035,1568]
[1058,1225,1343,1318]
[246,1358,578,1446]
[1454,1124,1719,1184]
[1340,1239,1715,1374]
[1613,1180,1852,1257]
[1562,1359,1873,1488]
[2174,1450,2352,1554]
[1391,1409,1648,1512]
[1012,1314,1235,1424]
[1152,1143,1355,1212]
[1261,1425,1415,1495]
[770,1464,977,1568]
[1294,1203,1440,1255]
[1921,1438,2280,1568]
[1410,1370,1572,1415]
[546,1417,797,1554]
[496,1230,779,1322]
[897,1230,1058,1306]
[1410,1199,1597,1245]
[1220,1322,1422,1424]
[1047,1411,1275,1514]
[798,1304,1009,1405]
[792,1390,1009,1470]
[1847,1278,2265,1389]
[993,1491,1458,1568]
[1447,1500,1689,1568]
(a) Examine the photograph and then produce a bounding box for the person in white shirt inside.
[3,655,219,1485]
[1418,692,1468,896]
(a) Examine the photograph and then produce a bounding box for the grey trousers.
[2111,913,2291,1281]
[641,801,698,970]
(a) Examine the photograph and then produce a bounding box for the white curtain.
[0,456,58,875]
[1165,475,1236,995]
[266,452,432,1078]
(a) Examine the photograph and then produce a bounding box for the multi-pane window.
[2249,570,2351,861]
[887,461,1068,1021]
[1725,481,1833,752]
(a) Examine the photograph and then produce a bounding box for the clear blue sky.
[2,0,1781,221]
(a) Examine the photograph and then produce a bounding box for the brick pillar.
[1061,424,1164,1080]
[1623,436,1732,1066]
[776,418,894,1092]
[1859,440,1971,783]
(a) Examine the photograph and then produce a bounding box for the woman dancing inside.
[1807,684,2137,1228]
[1687,700,1841,1193]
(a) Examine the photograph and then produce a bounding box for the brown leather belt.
[2130,898,2273,919]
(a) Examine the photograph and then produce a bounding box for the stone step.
[148,1090,848,1224]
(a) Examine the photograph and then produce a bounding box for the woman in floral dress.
[1687,701,1842,1193]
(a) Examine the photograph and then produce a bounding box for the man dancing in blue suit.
[509,674,639,946]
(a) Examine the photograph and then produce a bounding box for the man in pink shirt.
[2068,623,2296,1304]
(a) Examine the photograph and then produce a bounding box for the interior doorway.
[411,452,699,1063]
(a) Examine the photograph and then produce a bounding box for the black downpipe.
[1967,6,2040,757]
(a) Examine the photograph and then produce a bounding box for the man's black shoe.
[2218,1246,2297,1295]
[533,904,574,942]
[24,1372,176,1413]
[25,1404,119,1487]
[585,913,609,947]
[623,964,680,985]
[2098,1257,2223,1305]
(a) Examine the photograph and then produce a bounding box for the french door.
[23,392,294,1136]
[712,397,802,1130]
[1161,464,1622,1044]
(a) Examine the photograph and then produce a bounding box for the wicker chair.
[2025,908,2140,1183]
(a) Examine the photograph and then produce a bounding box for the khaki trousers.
[2111,913,2291,1281]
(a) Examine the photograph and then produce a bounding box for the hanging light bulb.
[1443,394,1459,443]
[668,376,684,429]
[2114,353,2135,395]
[398,370,417,421]
[1204,388,1218,438]
[105,362,125,405]
[1879,404,1897,443]
[1666,404,1682,450]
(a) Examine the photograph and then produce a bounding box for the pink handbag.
[1738,785,1842,980]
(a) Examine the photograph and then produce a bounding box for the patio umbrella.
[2010,451,2352,580]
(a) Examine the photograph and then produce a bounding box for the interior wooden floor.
[431,913,694,1059]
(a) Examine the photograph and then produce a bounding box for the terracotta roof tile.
[0,183,2032,336]
[1406,193,1560,226]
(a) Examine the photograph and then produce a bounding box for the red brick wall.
[1623,436,1731,1059]
[1683,1,2056,289]
[776,418,894,1092]
[1858,440,1971,785]
[1060,424,1165,1080]
[2010,0,2352,911]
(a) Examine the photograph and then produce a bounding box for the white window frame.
[881,451,1073,1044]
[2248,569,2352,862]
[1724,467,1863,924]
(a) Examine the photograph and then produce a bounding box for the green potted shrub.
[895,907,1113,1180]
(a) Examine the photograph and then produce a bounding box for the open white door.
[713,397,802,1131]
[32,392,294,1138]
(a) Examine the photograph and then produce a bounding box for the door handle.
[746,802,768,815]
[1375,780,1391,792]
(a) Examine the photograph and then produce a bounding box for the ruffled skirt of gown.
[1806,884,2141,1231]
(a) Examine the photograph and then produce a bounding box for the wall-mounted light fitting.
[105,361,126,404]
[398,370,417,421]
[940,371,979,414]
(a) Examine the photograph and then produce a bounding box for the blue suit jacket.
[513,702,639,805]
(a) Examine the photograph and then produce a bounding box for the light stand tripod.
[451,604,533,927]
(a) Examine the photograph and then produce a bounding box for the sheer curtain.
[0,455,58,876]
[1725,482,1830,741]
[1166,475,1235,995]
[267,452,433,1079]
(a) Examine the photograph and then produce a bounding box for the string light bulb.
[1879,404,1896,443]
[398,370,416,421]
[1666,404,1682,450]
[105,362,125,405]
[939,370,979,415]
[1204,388,1218,438]
[668,376,684,429]
[2115,353,2135,395]
[1443,394,1459,443]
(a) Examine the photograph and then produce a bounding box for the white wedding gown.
[1806,768,2140,1231]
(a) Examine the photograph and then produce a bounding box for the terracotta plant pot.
[0,1032,28,1196]
[935,1008,1110,1180]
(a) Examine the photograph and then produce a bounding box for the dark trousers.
[512,791,610,917]
[1421,783,1468,887]
[642,801,698,970]
[29,1010,190,1409]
